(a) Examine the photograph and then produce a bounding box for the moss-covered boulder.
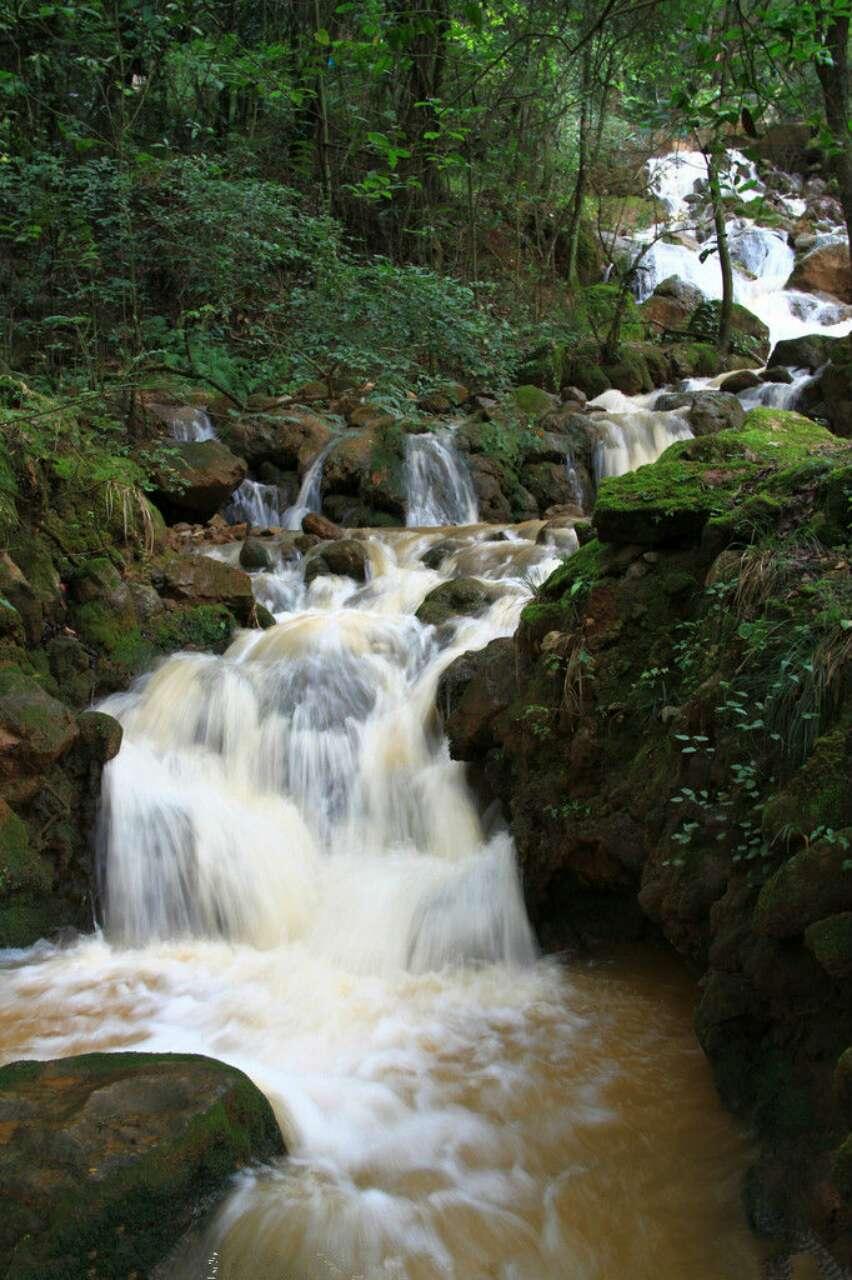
[655,390,745,436]
[0,670,78,805]
[154,439,247,521]
[437,637,516,758]
[754,838,852,939]
[769,332,846,373]
[592,409,840,546]
[416,577,493,627]
[0,1052,285,1280]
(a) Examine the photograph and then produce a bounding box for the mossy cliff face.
[0,1052,284,1280]
[440,408,852,1258]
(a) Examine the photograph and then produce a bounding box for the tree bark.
[815,12,852,257]
[706,146,734,354]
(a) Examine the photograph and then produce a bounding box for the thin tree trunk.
[815,12,852,257]
[706,146,734,354]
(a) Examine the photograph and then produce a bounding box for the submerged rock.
[0,1052,284,1280]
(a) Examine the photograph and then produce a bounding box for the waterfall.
[223,479,283,528]
[281,439,337,531]
[588,390,693,483]
[157,405,218,442]
[405,429,479,527]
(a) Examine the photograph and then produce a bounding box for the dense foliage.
[0,0,847,400]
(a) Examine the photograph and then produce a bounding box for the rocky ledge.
[0,1052,284,1280]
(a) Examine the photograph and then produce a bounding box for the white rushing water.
[639,148,852,350]
[405,429,479,527]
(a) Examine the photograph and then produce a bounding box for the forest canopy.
[0,0,848,401]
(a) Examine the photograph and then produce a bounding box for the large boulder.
[154,440,247,520]
[0,670,78,806]
[520,461,576,511]
[640,275,704,334]
[655,390,745,435]
[160,554,254,617]
[592,408,839,546]
[768,332,846,372]
[437,638,517,759]
[754,839,852,939]
[467,455,513,523]
[790,241,852,303]
[689,299,771,363]
[0,1052,284,1280]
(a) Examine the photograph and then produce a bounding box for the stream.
[1,147,849,1279]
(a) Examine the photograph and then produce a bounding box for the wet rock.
[154,440,247,521]
[304,539,369,584]
[804,913,852,979]
[417,383,469,413]
[161,554,254,617]
[0,1052,285,1280]
[520,461,575,511]
[302,512,344,540]
[790,241,852,303]
[347,403,396,431]
[768,332,845,372]
[0,669,78,805]
[422,539,464,570]
[437,638,516,758]
[416,578,493,628]
[655,390,745,435]
[239,538,273,571]
[720,370,762,394]
[760,367,794,384]
[468,455,512,523]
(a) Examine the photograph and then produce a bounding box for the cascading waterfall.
[281,438,338,530]
[11,140,852,1279]
[224,479,283,528]
[636,148,852,350]
[405,429,479,527]
[0,513,763,1279]
[587,389,693,483]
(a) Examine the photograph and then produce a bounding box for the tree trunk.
[815,12,852,257]
[706,147,734,354]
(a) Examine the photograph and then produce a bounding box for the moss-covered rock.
[0,669,78,805]
[416,577,493,627]
[160,553,254,615]
[0,1052,285,1280]
[304,538,370,584]
[592,409,840,546]
[754,838,852,939]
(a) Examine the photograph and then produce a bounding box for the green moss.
[594,410,840,547]
[539,537,607,601]
[512,385,554,418]
[763,726,851,836]
[75,601,150,672]
[148,604,237,654]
